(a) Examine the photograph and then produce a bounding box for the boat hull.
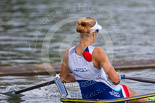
[61,93,155,103]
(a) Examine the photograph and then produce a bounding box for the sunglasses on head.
[96,29,99,33]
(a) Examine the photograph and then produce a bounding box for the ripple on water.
[0,0,155,66]
[0,69,154,103]
[0,0,155,102]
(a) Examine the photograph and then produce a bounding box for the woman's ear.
[93,32,97,37]
[93,32,96,37]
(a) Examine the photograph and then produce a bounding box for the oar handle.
[121,75,125,79]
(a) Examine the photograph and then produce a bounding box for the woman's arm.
[60,48,76,83]
[93,47,121,85]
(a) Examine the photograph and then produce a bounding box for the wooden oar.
[2,79,55,96]
[121,75,155,84]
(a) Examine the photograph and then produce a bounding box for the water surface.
[0,0,155,66]
[0,0,155,103]
[0,69,155,103]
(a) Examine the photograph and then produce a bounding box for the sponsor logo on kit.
[73,68,88,72]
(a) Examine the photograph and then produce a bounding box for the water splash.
[5,85,19,93]
[23,85,60,98]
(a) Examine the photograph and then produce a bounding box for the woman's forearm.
[106,66,121,85]
[60,73,76,83]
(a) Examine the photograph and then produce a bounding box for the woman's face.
[92,32,98,44]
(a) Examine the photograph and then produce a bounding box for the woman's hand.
[116,72,121,80]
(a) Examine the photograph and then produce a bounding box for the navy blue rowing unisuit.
[68,46,129,103]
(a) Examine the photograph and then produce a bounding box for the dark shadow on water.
[7,95,24,103]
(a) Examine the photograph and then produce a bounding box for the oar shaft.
[125,76,155,84]
[121,75,155,84]
[15,80,55,94]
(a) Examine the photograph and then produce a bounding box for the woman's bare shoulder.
[61,48,70,68]
[64,48,70,53]
[92,47,106,66]
[63,48,70,60]
[93,47,105,54]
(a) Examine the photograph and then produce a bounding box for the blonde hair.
[76,17,96,34]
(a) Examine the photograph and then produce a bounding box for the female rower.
[60,17,148,102]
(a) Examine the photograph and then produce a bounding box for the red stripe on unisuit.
[82,51,92,62]
[121,84,129,97]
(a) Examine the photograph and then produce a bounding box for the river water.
[0,69,155,103]
[0,0,155,103]
[0,0,155,66]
